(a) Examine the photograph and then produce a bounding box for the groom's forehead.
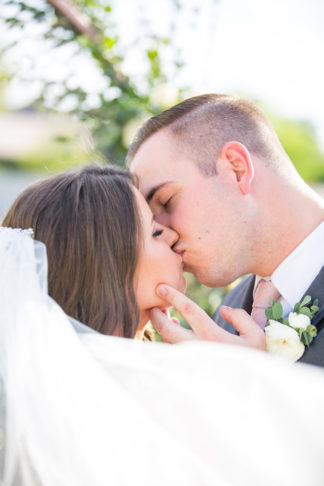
[130,137,183,197]
[130,128,191,170]
[133,168,175,201]
[131,158,193,202]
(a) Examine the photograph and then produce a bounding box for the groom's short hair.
[127,94,287,175]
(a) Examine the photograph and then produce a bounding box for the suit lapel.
[213,274,255,333]
[227,275,255,335]
[302,265,324,331]
[240,274,256,314]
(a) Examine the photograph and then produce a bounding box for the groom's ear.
[219,141,255,195]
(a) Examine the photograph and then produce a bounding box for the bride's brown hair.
[2,164,142,337]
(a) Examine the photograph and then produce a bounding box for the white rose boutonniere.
[265,296,319,363]
[288,312,310,330]
[265,321,305,363]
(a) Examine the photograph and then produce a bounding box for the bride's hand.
[149,284,265,350]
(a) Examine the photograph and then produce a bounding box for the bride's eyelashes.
[152,229,163,237]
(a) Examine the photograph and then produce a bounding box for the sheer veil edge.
[0,227,324,486]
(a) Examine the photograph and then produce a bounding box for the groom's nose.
[155,212,171,229]
[160,225,179,248]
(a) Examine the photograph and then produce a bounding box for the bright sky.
[2,0,324,149]
[113,0,324,148]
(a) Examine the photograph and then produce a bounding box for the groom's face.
[130,130,252,287]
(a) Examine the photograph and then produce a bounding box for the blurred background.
[1,0,324,319]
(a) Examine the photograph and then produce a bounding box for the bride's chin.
[138,313,149,332]
[179,275,187,294]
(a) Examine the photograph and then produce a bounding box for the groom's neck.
[253,168,324,276]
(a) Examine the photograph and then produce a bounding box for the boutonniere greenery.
[264,296,319,363]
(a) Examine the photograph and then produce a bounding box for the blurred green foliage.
[1,0,324,181]
[273,117,324,182]
[0,0,185,168]
[177,273,226,321]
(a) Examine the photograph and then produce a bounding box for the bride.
[1,165,324,486]
[2,163,262,343]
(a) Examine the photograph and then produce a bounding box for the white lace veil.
[1,227,324,486]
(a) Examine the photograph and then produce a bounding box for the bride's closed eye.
[152,229,163,237]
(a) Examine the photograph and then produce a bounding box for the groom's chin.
[191,267,230,288]
[183,262,225,287]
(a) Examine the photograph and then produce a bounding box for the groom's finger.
[149,308,195,343]
[156,284,230,341]
[219,306,265,349]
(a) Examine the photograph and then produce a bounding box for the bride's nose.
[160,225,179,248]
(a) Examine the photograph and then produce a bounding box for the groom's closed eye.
[151,187,177,213]
[146,182,177,208]
[146,182,172,203]
[161,196,172,209]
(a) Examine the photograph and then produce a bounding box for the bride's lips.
[173,248,185,266]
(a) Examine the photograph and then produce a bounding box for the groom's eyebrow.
[146,182,171,203]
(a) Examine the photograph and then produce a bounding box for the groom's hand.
[149,284,265,350]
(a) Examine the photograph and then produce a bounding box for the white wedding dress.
[1,227,324,486]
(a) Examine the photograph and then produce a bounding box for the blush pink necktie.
[251,279,281,330]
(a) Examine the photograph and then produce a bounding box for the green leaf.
[272,302,283,320]
[300,295,311,307]
[300,323,317,346]
[302,332,312,346]
[299,307,312,318]
[104,37,116,49]
[306,325,317,338]
[282,318,290,326]
[147,49,158,61]
[314,299,319,307]
[294,302,301,312]
[265,308,273,320]
[311,305,319,313]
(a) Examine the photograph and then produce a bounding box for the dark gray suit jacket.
[213,266,324,367]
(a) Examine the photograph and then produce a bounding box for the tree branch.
[46,0,99,42]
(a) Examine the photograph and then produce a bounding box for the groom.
[127,94,324,367]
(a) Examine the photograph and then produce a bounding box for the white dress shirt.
[254,221,324,317]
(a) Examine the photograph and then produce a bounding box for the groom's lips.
[174,248,186,267]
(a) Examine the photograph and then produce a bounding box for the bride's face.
[133,188,186,329]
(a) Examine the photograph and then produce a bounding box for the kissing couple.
[1,94,324,486]
[5,93,324,363]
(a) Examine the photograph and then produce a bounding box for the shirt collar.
[255,221,324,308]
